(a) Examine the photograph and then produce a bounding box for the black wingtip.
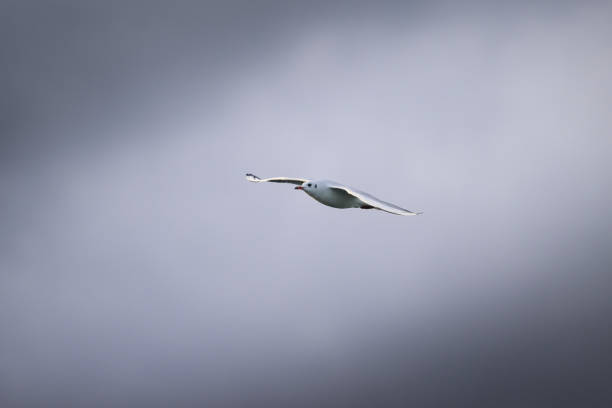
[245,173,261,182]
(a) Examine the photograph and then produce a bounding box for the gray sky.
[2,1,612,407]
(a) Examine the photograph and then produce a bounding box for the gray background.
[2,1,612,406]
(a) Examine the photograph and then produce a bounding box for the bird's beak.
[295,186,303,190]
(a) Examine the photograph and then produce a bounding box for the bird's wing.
[328,183,422,216]
[245,173,308,186]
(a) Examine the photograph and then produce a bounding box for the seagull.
[246,173,422,216]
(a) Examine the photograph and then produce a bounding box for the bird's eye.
[308,183,312,187]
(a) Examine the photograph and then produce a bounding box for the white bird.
[246,173,422,216]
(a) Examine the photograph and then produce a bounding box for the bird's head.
[295,181,317,191]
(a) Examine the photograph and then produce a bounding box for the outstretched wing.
[328,183,422,216]
[245,173,308,186]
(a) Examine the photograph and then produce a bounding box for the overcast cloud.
[1,1,612,407]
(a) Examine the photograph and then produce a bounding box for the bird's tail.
[245,173,261,182]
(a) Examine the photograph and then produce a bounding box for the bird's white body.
[246,173,422,216]
[302,180,361,208]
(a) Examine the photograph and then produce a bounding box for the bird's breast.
[306,188,358,209]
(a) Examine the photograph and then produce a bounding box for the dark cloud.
[1,1,611,407]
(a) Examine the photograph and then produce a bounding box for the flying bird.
[246,173,422,216]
